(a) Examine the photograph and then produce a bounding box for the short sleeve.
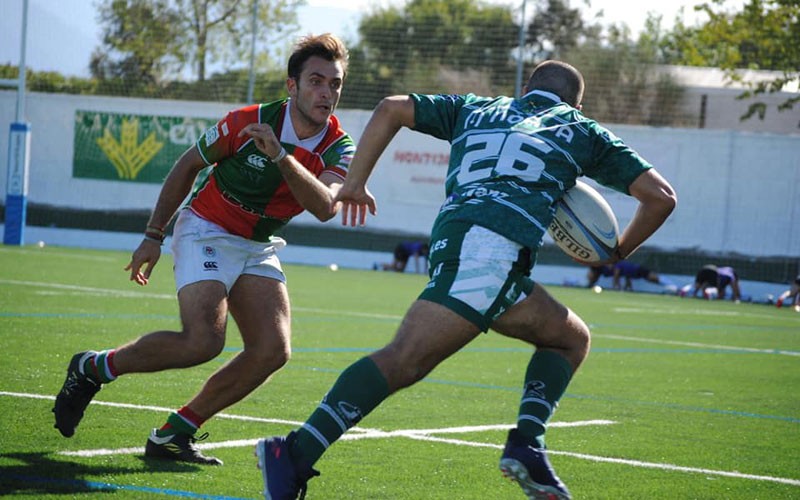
[584,123,652,194]
[411,93,472,141]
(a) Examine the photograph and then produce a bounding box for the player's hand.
[238,123,282,160]
[124,239,162,286]
[334,182,377,227]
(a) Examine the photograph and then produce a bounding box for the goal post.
[4,122,31,245]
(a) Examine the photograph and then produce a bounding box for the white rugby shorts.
[170,209,286,293]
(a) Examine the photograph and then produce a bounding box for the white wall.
[2,91,799,257]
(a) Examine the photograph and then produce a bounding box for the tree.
[174,0,304,82]
[347,0,519,107]
[93,0,304,86]
[91,0,183,90]
[658,0,800,120]
[526,0,602,60]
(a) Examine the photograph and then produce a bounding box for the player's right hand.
[125,239,162,286]
[334,182,377,227]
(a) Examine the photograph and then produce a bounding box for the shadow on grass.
[0,451,200,496]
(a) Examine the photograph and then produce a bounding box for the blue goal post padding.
[4,122,32,246]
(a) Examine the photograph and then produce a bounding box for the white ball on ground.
[328,263,339,271]
[592,285,602,294]
[37,241,45,248]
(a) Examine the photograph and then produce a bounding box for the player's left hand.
[238,123,282,160]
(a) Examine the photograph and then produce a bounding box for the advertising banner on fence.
[72,110,216,183]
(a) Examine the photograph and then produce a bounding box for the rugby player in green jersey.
[255,60,676,499]
[53,33,366,466]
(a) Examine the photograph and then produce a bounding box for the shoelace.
[64,372,98,397]
[188,432,210,448]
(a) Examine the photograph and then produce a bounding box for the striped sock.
[291,356,389,467]
[81,350,117,384]
[156,406,202,437]
[517,350,573,448]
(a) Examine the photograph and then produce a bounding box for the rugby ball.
[547,181,619,264]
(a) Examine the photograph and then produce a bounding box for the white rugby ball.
[547,181,619,264]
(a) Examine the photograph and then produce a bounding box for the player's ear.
[286,77,298,97]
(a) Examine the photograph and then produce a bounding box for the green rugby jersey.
[411,90,651,250]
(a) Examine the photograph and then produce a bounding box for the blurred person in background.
[682,264,742,302]
[775,274,800,311]
[376,240,429,273]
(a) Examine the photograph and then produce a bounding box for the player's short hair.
[288,33,349,80]
[526,60,585,107]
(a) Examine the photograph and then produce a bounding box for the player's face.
[287,56,344,135]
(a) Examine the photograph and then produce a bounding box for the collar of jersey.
[518,89,562,110]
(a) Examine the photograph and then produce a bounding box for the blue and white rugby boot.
[255,432,319,500]
[499,428,572,500]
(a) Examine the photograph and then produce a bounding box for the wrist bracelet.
[144,234,164,245]
[270,147,287,163]
[144,229,165,243]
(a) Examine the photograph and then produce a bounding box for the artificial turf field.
[1,244,798,499]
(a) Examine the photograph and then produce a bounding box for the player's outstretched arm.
[617,168,677,259]
[335,96,416,227]
[125,146,207,285]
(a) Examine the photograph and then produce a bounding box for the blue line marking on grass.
[0,473,251,499]
[0,312,175,320]
[279,364,800,424]
[219,345,798,356]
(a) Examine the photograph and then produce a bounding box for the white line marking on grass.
[548,450,800,487]
[614,306,741,317]
[612,306,794,322]
[60,421,613,457]
[6,391,796,487]
[595,334,800,357]
[0,279,174,299]
[0,279,403,320]
[0,247,117,262]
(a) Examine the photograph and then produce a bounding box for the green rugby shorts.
[419,220,535,331]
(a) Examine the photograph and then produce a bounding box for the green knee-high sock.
[517,349,573,448]
[291,356,390,467]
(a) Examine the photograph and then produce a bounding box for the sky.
[0,0,744,78]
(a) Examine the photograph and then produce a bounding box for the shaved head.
[525,60,585,107]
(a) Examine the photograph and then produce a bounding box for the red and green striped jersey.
[190,99,355,242]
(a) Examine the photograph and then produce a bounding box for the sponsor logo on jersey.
[462,186,509,200]
[221,122,229,137]
[430,239,448,254]
[204,125,219,145]
[247,154,269,170]
[203,261,218,270]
